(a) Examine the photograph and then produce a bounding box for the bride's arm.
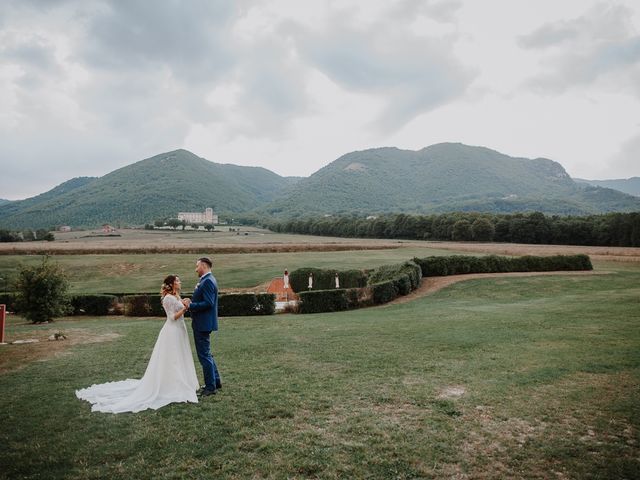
[162,296,188,321]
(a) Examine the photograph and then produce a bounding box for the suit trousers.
[192,328,221,390]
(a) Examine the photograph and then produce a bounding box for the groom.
[183,257,221,397]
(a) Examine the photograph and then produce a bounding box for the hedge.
[297,288,365,314]
[289,268,368,293]
[70,295,118,316]
[413,254,593,277]
[371,281,398,305]
[218,293,276,317]
[368,261,422,289]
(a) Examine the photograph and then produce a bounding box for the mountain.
[574,177,640,197]
[0,199,11,206]
[261,143,640,216]
[0,150,292,229]
[2,144,639,229]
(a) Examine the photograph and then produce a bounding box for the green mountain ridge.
[261,143,640,216]
[1,144,638,229]
[0,150,293,229]
[575,177,640,197]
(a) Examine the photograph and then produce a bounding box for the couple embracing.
[76,257,221,413]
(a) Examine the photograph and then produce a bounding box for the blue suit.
[189,272,221,390]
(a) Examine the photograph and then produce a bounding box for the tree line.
[264,211,640,247]
[0,228,54,242]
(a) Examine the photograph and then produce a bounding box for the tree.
[154,219,165,228]
[166,218,181,229]
[451,219,472,241]
[204,224,215,232]
[471,218,495,241]
[181,219,187,231]
[16,257,71,323]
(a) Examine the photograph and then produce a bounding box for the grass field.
[0,245,456,294]
[1,259,638,479]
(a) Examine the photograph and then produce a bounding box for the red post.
[0,304,5,344]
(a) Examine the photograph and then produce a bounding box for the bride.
[76,275,200,413]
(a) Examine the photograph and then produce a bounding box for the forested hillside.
[262,143,640,216]
[0,150,292,229]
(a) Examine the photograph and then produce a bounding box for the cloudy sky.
[1,0,639,200]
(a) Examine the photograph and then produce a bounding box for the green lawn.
[0,245,454,294]
[1,263,638,479]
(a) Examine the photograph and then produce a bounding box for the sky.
[1,0,639,200]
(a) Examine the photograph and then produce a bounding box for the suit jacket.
[189,272,218,332]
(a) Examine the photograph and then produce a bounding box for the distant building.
[59,226,72,232]
[102,224,115,233]
[178,207,218,224]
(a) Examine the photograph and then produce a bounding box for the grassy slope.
[0,263,638,479]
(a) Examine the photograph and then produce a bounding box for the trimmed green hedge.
[371,281,397,304]
[297,288,364,314]
[413,254,593,277]
[70,295,117,316]
[368,261,422,288]
[289,268,368,293]
[124,295,152,317]
[218,293,276,317]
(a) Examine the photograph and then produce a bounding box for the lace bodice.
[162,295,184,322]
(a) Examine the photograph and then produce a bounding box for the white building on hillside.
[178,207,218,224]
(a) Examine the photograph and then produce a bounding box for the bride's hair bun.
[160,274,179,297]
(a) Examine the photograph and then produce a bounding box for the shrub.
[393,274,412,296]
[414,254,593,277]
[256,293,276,315]
[0,293,20,313]
[15,257,71,323]
[124,295,153,316]
[298,289,350,314]
[372,280,398,304]
[368,261,422,291]
[289,268,367,292]
[70,295,117,315]
[219,293,275,317]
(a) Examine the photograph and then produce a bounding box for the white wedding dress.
[76,295,199,413]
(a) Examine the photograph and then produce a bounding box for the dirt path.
[388,270,610,306]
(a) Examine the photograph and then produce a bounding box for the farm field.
[1,228,638,294]
[0,258,638,479]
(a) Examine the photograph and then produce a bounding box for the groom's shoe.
[199,388,217,397]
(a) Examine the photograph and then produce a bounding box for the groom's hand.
[182,298,191,307]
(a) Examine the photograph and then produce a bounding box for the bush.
[289,268,367,292]
[393,274,412,296]
[298,289,350,314]
[372,281,398,304]
[219,293,276,317]
[70,295,117,315]
[414,254,593,277]
[256,293,276,315]
[368,261,422,291]
[0,293,20,313]
[124,295,153,316]
[15,257,71,323]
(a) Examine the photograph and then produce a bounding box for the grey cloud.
[521,4,640,95]
[518,23,580,49]
[79,0,237,83]
[608,132,640,177]
[385,0,462,23]
[290,17,474,132]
